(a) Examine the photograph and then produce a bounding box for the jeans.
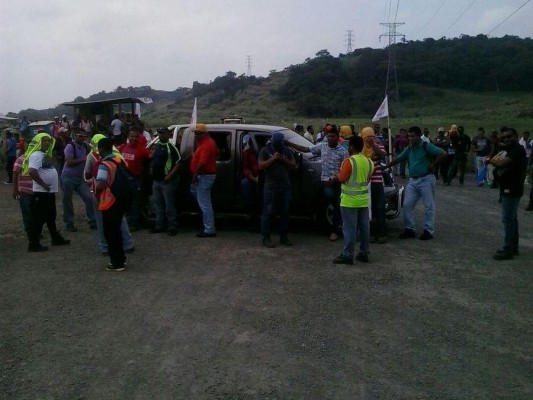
[501,196,520,252]
[447,155,467,185]
[403,174,436,234]
[323,182,342,234]
[190,174,216,234]
[92,196,133,252]
[370,182,387,237]
[153,178,179,231]
[61,174,95,227]
[340,206,370,258]
[475,156,487,185]
[102,202,127,267]
[261,186,290,240]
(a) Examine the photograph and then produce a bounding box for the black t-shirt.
[258,146,295,188]
[151,142,180,182]
[497,143,527,197]
[451,134,471,157]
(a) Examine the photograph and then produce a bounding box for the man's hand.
[12,189,20,200]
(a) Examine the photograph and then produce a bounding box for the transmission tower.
[345,30,354,53]
[245,55,253,77]
[379,22,405,119]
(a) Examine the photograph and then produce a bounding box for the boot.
[526,203,533,211]
[51,231,71,245]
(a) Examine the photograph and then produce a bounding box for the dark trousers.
[501,195,520,252]
[448,155,467,184]
[261,186,290,240]
[29,192,59,248]
[323,182,342,234]
[5,155,15,182]
[370,182,387,237]
[102,202,126,267]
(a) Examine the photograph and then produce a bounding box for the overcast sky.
[1,0,531,114]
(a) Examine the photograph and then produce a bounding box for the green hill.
[10,35,533,134]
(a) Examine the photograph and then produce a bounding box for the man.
[361,127,388,243]
[60,114,70,135]
[151,127,181,236]
[4,130,17,184]
[61,129,96,232]
[288,126,348,241]
[94,138,129,271]
[79,115,93,136]
[118,126,151,230]
[18,116,30,137]
[421,127,431,143]
[84,134,135,256]
[433,127,449,181]
[240,134,260,223]
[304,125,315,144]
[385,126,447,240]
[393,128,409,178]
[110,113,123,144]
[258,132,296,247]
[332,135,374,265]
[446,125,471,186]
[190,123,218,238]
[518,131,531,184]
[472,128,490,187]
[487,128,527,260]
[24,132,70,251]
[51,116,62,138]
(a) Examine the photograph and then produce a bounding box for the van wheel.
[317,202,335,232]
[142,196,156,223]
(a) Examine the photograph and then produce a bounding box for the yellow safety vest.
[340,154,373,208]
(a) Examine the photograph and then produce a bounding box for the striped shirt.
[369,143,385,184]
[13,155,34,194]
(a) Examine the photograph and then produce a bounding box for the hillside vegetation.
[10,35,533,133]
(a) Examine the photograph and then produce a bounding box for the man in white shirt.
[110,113,123,144]
[26,132,70,251]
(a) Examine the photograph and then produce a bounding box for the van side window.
[208,131,231,161]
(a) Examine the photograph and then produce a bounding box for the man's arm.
[28,168,50,191]
[286,142,311,153]
[64,143,86,166]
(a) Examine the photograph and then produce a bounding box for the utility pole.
[245,55,253,77]
[379,22,405,119]
[345,30,354,53]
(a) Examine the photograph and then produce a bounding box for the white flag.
[135,103,141,118]
[190,97,197,127]
[372,95,388,122]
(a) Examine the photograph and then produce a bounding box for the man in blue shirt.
[385,126,447,240]
[4,131,17,184]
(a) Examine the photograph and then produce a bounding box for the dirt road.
[1,177,531,399]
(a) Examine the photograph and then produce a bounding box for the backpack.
[103,158,139,211]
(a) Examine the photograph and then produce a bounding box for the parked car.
[146,124,328,225]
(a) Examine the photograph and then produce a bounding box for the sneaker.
[333,254,353,265]
[65,225,77,232]
[167,229,177,237]
[28,244,48,252]
[196,231,216,238]
[493,251,513,261]
[280,237,293,246]
[262,238,276,248]
[51,232,71,245]
[329,233,339,241]
[150,228,164,234]
[4,181,12,185]
[355,253,369,263]
[419,230,433,241]
[398,229,416,239]
[124,247,135,254]
[496,248,518,256]
[376,236,388,244]
[106,263,126,272]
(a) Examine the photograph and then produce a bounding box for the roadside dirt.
[0,177,531,399]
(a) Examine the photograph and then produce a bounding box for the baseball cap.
[438,127,445,132]
[194,123,207,134]
[62,114,67,118]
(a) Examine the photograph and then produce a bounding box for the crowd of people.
[2,116,531,270]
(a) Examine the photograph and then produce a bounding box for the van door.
[208,128,236,211]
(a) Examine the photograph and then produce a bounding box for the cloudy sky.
[0,0,531,114]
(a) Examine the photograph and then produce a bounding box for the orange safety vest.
[97,155,121,211]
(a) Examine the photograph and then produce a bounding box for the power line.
[487,0,531,36]
[345,30,354,53]
[441,0,477,37]
[414,0,448,38]
[245,55,253,77]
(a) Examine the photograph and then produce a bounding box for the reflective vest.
[97,155,120,211]
[340,154,373,208]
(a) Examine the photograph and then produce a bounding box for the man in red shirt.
[118,126,152,230]
[190,123,218,237]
